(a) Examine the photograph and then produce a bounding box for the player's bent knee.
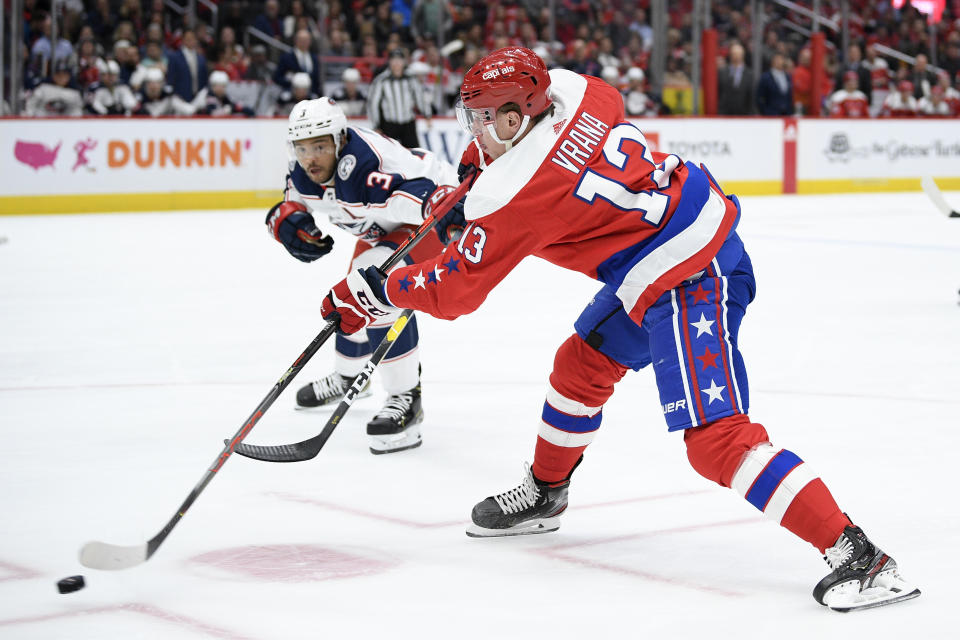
[550,334,628,407]
[683,414,769,487]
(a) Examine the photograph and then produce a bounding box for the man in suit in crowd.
[718,43,754,115]
[756,52,794,115]
[166,29,208,102]
[274,29,322,93]
[908,54,938,100]
[835,44,872,106]
[253,0,283,39]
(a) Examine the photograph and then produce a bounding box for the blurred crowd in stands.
[4,0,959,119]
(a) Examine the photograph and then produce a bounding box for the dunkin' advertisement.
[1,119,288,208]
[3,115,956,214]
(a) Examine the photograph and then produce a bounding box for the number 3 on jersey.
[573,122,678,227]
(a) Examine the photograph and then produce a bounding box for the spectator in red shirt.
[792,48,833,115]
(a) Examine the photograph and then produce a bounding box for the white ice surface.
[1,191,958,639]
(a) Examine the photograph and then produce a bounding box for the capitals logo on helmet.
[457,48,552,151]
[460,47,552,117]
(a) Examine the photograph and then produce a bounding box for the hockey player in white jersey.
[25,58,84,117]
[133,67,195,117]
[266,97,457,453]
[87,60,138,115]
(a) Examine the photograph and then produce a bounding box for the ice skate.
[466,463,569,538]
[366,383,423,454]
[813,525,920,612]
[295,372,371,409]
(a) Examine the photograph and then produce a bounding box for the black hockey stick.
[922,176,960,218]
[78,174,473,571]
[232,308,414,462]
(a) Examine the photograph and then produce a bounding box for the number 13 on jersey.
[573,122,679,227]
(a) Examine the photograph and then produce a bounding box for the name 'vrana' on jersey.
[550,111,609,174]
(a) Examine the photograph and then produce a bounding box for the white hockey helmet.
[407,61,430,76]
[601,66,620,83]
[209,70,230,86]
[626,67,644,83]
[342,67,360,83]
[287,97,348,152]
[144,67,165,84]
[291,72,311,89]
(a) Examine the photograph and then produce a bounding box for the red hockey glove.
[321,267,394,334]
[422,184,467,245]
[265,201,334,262]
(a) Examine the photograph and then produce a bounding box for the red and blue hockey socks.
[532,335,627,484]
[684,415,851,552]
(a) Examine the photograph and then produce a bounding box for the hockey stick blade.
[79,541,148,571]
[232,439,321,462]
[921,176,960,218]
[78,320,342,571]
[232,310,415,463]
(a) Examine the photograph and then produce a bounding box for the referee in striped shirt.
[367,49,432,148]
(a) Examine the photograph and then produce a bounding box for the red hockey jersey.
[382,70,737,324]
[828,89,870,117]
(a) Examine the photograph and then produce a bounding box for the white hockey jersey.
[283,126,458,244]
[89,83,138,115]
[25,83,84,117]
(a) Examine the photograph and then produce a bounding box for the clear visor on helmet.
[455,98,498,136]
[288,136,338,165]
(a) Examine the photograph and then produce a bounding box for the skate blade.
[828,587,920,612]
[825,574,921,612]
[295,388,372,411]
[369,424,422,455]
[465,517,561,538]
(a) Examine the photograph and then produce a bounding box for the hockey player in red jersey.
[881,81,919,117]
[828,71,870,118]
[319,47,920,611]
[936,72,960,117]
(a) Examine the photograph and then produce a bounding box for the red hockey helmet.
[898,80,914,93]
[456,47,552,149]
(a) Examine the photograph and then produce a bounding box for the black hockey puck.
[57,575,86,594]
